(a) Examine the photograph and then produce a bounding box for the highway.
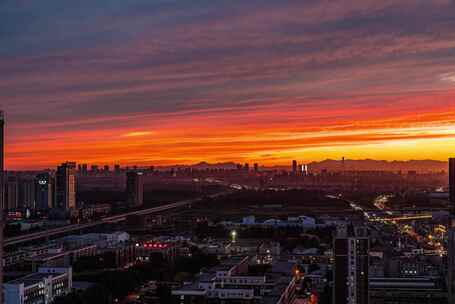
[4,191,231,247]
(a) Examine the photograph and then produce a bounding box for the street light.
[231,230,237,243]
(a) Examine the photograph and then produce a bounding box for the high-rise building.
[292,160,297,175]
[0,111,4,304]
[450,158,455,209]
[55,162,77,210]
[114,164,121,175]
[333,224,369,304]
[36,173,54,210]
[19,177,35,209]
[91,165,99,175]
[5,176,19,210]
[254,163,259,172]
[81,164,88,176]
[448,158,455,303]
[104,165,110,174]
[126,171,144,207]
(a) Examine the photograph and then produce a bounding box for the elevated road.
[4,191,231,247]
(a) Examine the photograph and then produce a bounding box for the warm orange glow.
[122,131,154,138]
[5,91,455,169]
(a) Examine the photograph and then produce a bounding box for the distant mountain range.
[159,159,449,173]
[307,159,448,173]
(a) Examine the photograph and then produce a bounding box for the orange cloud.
[5,90,455,169]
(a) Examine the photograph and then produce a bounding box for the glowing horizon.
[2,1,455,170]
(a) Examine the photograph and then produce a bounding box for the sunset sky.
[2,0,455,169]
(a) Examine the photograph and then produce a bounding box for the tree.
[53,293,83,304]
[82,285,112,304]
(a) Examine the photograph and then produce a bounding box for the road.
[4,191,231,247]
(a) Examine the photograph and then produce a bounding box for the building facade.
[1,111,4,304]
[333,225,369,304]
[448,158,455,304]
[4,267,72,304]
[5,176,18,211]
[55,162,77,210]
[36,173,54,210]
[126,171,144,207]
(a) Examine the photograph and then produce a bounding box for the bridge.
[4,191,231,247]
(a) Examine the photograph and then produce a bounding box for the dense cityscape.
[3,1,455,304]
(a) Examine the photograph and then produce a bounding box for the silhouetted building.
[126,171,143,207]
[81,164,88,176]
[254,163,259,172]
[36,173,54,210]
[450,158,455,208]
[19,177,35,209]
[90,165,99,175]
[114,164,121,175]
[104,165,110,174]
[292,160,297,175]
[5,176,19,210]
[333,224,369,304]
[0,111,4,304]
[448,158,455,304]
[56,162,77,210]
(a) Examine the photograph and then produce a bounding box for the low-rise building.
[4,267,72,304]
[172,256,297,304]
[369,277,446,304]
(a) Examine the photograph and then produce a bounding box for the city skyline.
[2,1,455,170]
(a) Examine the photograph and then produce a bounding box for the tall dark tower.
[448,158,455,303]
[292,160,297,175]
[36,173,54,210]
[56,162,77,210]
[0,111,5,304]
[333,224,369,304]
[450,158,455,210]
[126,171,144,207]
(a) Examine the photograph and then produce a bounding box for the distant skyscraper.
[450,158,455,208]
[333,224,369,304]
[114,164,121,175]
[254,163,259,172]
[19,177,35,209]
[0,111,4,304]
[36,173,54,210]
[81,164,88,176]
[55,162,77,210]
[91,165,99,175]
[448,158,455,303]
[244,163,249,172]
[5,176,18,210]
[292,160,297,175]
[104,165,110,174]
[126,171,144,207]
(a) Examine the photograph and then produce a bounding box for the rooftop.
[6,272,65,288]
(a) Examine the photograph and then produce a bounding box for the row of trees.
[54,248,219,304]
